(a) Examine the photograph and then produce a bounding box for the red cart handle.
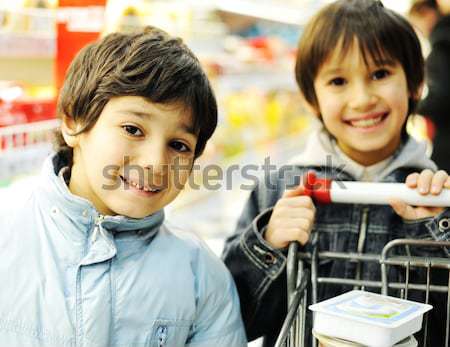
[303,171,332,204]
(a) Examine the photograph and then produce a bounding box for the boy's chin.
[107,204,160,219]
[123,209,159,219]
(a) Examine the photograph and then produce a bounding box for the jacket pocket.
[147,319,191,347]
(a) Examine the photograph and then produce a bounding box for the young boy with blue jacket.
[0,27,247,347]
[223,1,450,346]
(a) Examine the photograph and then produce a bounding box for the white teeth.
[132,181,142,190]
[123,177,159,193]
[350,115,384,128]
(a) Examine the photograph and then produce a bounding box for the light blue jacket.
[0,154,247,347]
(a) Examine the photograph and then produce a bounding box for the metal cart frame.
[275,237,450,347]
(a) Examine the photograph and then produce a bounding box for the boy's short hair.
[56,26,217,160]
[295,0,424,115]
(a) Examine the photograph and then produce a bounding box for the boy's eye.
[329,77,346,86]
[372,69,390,80]
[170,140,191,153]
[123,125,143,137]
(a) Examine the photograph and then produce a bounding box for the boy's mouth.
[119,175,162,193]
[344,112,389,129]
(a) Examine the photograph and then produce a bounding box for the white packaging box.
[309,290,432,347]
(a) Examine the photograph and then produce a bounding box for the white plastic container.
[309,290,432,347]
[312,331,418,347]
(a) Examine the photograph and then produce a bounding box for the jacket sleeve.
[186,245,247,347]
[222,181,290,341]
[416,41,450,121]
[398,209,450,257]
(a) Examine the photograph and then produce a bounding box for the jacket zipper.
[157,325,168,347]
[355,207,369,288]
[75,267,82,347]
[75,213,106,346]
[96,214,105,224]
[91,214,105,244]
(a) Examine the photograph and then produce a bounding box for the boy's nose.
[348,85,377,111]
[140,144,169,176]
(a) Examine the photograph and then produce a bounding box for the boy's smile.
[342,111,389,131]
[120,175,162,194]
[65,96,197,218]
[313,39,412,166]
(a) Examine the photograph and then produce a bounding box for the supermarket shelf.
[210,0,326,26]
[0,56,54,85]
[0,6,55,57]
[0,119,59,182]
[217,70,297,91]
[0,118,59,138]
[0,32,55,58]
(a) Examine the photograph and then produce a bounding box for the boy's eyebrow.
[320,67,343,75]
[125,110,196,135]
[373,59,396,67]
[320,59,397,76]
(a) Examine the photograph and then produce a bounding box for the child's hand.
[390,169,450,220]
[265,184,316,249]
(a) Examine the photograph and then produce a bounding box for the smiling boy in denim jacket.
[223,1,450,346]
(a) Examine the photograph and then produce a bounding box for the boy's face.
[64,96,197,218]
[312,39,411,166]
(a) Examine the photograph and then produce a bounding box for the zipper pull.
[157,325,168,347]
[95,214,105,225]
[91,214,105,244]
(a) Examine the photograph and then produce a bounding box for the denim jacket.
[223,130,450,347]
[0,153,247,347]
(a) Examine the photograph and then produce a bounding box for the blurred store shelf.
[0,119,59,184]
[0,6,55,84]
[185,0,330,25]
[0,32,54,58]
[212,0,317,25]
[0,6,55,36]
[217,69,297,92]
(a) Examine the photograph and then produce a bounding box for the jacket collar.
[38,152,165,236]
[289,128,436,181]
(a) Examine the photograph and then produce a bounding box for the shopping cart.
[0,119,59,183]
[275,236,450,347]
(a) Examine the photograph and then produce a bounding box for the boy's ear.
[61,115,80,148]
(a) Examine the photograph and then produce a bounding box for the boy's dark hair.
[56,26,217,162]
[295,0,424,117]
